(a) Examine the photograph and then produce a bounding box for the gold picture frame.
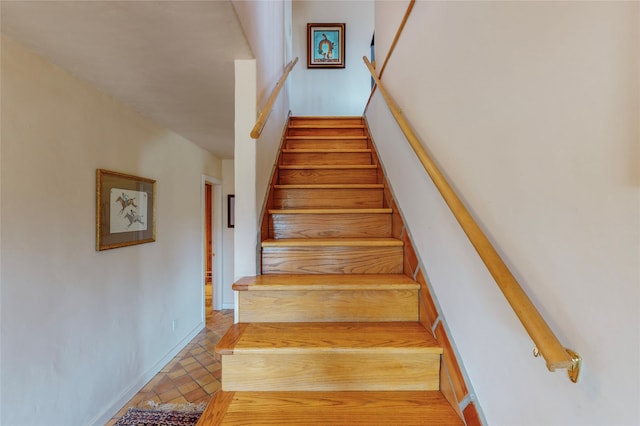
[307,23,345,68]
[96,169,156,251]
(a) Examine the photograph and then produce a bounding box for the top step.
[289,116,364,126]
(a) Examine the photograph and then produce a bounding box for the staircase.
[197,117,464,425]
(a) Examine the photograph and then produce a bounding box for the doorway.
[202,176,223,317]
[205,182,213,312]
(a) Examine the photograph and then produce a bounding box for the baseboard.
[222,302,234,310]
[89,321,205,426]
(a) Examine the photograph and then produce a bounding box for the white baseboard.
[89,321,205,426]
[222,303,234,310]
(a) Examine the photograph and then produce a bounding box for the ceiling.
[1,0,254,159]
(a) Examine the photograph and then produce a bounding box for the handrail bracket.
[534,347,582,383]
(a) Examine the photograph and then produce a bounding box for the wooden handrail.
[363,56,581,381]
[250,57,298,139]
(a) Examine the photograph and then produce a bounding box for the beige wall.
[233,59,258,295]
[291,0,374,116]
[0,36,222,425]
[222,159,235,309]
[368,1,639,424]
[232,0,290,286]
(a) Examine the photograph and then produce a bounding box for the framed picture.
[96,169,156,251]
[228,194,235,228]
[307,23,345,68]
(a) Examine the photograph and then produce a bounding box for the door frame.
[201,175,223,314]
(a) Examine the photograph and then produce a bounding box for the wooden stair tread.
[279,164,376,169]
[269,208,391,214]
[287,117,364,127]
[197,391,464,425]
[288,124,365,129]
[285,135,368,140]
[290,115,363,119]
[214,323,247,361]
[261,238,402,247]
[217,322,441,355]
[233,274,420,291]
[282,148,371,153]
[274,184,383,189]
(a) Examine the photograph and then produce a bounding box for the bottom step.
[197,391,464,425]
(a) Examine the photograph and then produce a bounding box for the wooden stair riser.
[221,352,441,391]
[287,127,366,137]
[273,188,383,209]
[237,289,419,322]
[278,167,378,185]
[270,213,391,239]
[281,151,372,165]
[285,138,368,150]
[261,246,404,274]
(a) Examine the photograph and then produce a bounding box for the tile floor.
[106,282,233,425]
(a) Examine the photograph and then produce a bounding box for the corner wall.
[233,59,258,289]
[233,0,290,238]
[231,2,291,291]
[0,36,223,425]
[367,1,639,425]
[291,0,374,116]
[221,159,235,309]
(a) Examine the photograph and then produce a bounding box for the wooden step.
[217,322,442,391]
[234,274,419,322]
[285,136,368,150]
[233,274,420,290]
[278,165,378,184]
[197,391,464,425]
[281,149,372,165]
[262,238,403,247]
[269,209,392,239]
[287,125,366,137]
[261,238,403,274]
[273,184,384,209]
[288,124,366,130]
[288,116,363,126]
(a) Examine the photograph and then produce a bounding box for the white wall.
[233,0,288,109]
[0,37,223,425]
[367,1,639,425]
[233,0,290,231]
[291,0,374,116]
[221,159,235,309]
[232,1,290,290]
[233,59,258,288]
